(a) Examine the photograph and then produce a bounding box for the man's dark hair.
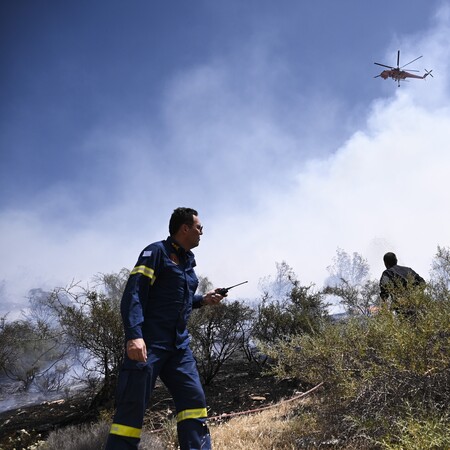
[383,252,398,269]
[169,207,198,235]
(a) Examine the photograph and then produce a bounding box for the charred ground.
[0,360,301,449]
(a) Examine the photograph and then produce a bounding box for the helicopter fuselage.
[379,68,426,82]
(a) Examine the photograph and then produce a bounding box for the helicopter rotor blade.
[401,55,423,69]
[374,62,394,69]
[397,50,400,67]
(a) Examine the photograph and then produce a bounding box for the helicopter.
[374,50,433,87]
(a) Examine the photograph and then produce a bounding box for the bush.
[380,407,450,450]
[0,319,69,392]
[42,421,165,450]
[254,263,330,346]
[324,248,379,316]
[267,290,450,445]
[45,271,129,402]
[189,300,254,384]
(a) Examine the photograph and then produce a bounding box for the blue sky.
[1,1,449,315]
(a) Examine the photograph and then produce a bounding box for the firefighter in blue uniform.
[105,207,225,450]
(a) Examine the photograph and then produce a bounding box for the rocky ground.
[0,361,302,449]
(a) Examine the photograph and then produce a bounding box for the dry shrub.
[42,420,165,450]
[153,416,178,449]
[208,399,318,450]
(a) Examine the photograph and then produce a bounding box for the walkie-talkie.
[216,281,248,296]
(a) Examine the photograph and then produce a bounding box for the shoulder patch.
[143,250,152,257]
[169,253,180,265]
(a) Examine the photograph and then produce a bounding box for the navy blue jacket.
[121,236,203,350]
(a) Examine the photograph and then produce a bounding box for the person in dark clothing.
[105,207,225,450]
[379,252,425,316]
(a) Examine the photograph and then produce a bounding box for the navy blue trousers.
[105,346,211,450]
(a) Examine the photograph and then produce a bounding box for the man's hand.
[126,338,147,362]
[202,290,225,306]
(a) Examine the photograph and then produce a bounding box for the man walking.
[106,207,225,450]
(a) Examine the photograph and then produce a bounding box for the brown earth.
[0,361,303,449]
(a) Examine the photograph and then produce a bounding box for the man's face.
[186,215,203,249]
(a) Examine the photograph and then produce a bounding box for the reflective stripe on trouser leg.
[110,423,142,439]
[105,354,159,450]
[177,408,208,422]
[177,408,211,450]
[105,426,140,450]
[160,347,211,450]
[177,417,211,450]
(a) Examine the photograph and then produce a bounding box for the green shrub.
[380,407,450,450]
[267,291,450,445]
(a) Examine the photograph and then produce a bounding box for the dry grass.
[207,398,318,450]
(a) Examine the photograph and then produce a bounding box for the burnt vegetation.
[0,248,449,449]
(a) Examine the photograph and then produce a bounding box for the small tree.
[429,245,450,299]
[45,270,129,400]
[190,300,254,384]
[0,314,12,372]
[324,248,379,315]
[253,262,329,345]
[0,318,69,392]
[189,276,254,384]
[250,262,329,374]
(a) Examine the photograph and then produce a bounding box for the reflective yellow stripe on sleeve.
[110,423,142,438]
[130,265,156,284]
[177,407,208,422]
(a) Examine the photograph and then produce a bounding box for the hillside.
[0,359,303,449]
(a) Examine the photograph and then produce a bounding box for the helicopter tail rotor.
[424,69,433,78]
